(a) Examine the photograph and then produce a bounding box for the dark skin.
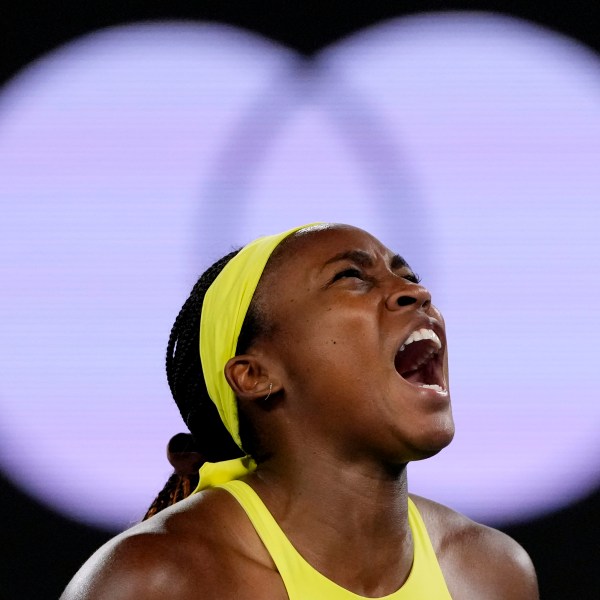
[62,225,539,599]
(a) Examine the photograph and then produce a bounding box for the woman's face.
[256,224,454,465]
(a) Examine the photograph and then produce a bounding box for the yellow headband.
[199,223,322,449]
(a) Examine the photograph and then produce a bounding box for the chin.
[409,420,455,461]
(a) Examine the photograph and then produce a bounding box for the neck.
[248,451,413,597]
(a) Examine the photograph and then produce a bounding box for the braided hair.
[143,249,268,519]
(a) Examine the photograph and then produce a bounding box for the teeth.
[419,383,447,393]
[402,328,441,351]
[411,330,424,342]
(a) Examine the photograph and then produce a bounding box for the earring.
[263,382,273,402]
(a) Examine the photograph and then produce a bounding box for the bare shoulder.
[410,494,539,600]
[61,490,286,600]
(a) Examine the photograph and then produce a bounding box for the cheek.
[276,311,381,389]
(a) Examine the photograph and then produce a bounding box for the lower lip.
[414,385,451,406]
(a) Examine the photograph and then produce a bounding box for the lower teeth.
[419,384,445,392]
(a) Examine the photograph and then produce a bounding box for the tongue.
[397,350,438,387]
[402,367,427,385]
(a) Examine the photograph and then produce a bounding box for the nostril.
[397,296,417,307]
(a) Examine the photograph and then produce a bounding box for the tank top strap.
[405,497,453,598]
[217,480,452,600]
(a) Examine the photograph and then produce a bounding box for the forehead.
[277,224,395,271]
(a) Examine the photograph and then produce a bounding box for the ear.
[224,354,280,402]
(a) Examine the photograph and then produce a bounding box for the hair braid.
[168,251,245,461]
[144,250,246,520]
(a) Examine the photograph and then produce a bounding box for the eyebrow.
[390,254,410,270]
[322,250,411,271]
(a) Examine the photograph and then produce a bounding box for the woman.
[62,223,539,599]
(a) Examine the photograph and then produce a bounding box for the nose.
[386,282,432,312]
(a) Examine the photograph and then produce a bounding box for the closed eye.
[403,272,421,284]
[332,267,364,282]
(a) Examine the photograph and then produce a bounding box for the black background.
[2,2,599,598]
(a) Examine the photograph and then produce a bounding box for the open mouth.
[394,328,447,393]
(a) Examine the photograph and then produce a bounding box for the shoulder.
[61,489,285,600]
[410,494,539,600]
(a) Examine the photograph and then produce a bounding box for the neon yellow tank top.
[217,480,452,599]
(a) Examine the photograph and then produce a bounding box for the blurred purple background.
[1,3,599,598]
